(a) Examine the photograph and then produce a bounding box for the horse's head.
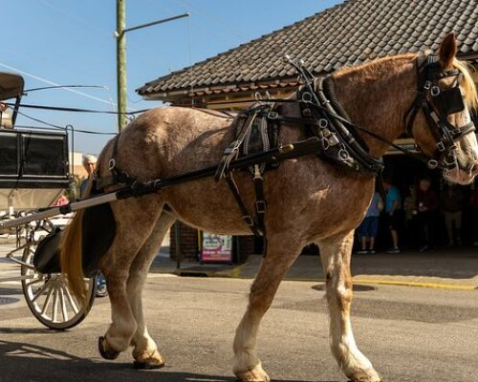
[408,33,478,185]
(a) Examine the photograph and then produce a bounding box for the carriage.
[0,71,96,329]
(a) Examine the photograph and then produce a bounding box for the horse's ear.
[439,32,457,68]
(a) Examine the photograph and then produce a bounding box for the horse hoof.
[235,365,270,382]
[98,336,120,360]
[133,349,165,369]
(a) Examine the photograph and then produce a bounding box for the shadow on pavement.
[0,339,330,382]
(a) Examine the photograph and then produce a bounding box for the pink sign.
[201,232,233,263]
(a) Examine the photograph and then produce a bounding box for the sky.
[1,0,342,155]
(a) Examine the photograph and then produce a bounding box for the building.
[137,0,478,259]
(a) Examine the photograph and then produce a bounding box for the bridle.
[404,54,476,171]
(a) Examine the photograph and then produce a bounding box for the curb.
[353,278,477,291]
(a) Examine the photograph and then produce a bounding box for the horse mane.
[334,53,477,110]
[453,58,478,109]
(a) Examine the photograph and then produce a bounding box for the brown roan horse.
[61,34,478,381]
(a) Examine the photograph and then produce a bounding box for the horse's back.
[110,107,235,180]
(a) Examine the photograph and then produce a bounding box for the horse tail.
[60,178,94,306]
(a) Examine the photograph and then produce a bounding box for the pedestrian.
[440,183,464,246]
[80,154,98,197]
[80,154,107,298]
[356,191,383,254]
[383,178,401,253]
[416,178,439,251]
[403,184,418,248]
[470,182,478,246]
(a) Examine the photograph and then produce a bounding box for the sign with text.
[200,232,233,263]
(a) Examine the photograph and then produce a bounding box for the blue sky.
[1,0,342,155]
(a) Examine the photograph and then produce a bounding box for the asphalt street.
[1,275,478,382]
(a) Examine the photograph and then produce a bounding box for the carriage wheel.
[20,244,96,330]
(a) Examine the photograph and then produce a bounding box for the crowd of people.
[355,176,478,254]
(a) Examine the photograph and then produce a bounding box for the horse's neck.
[332,55,417,157]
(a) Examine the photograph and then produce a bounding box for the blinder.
[405,54,475,170]
[432,85,465,116]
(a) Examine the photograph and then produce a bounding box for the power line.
[0,61,124,108]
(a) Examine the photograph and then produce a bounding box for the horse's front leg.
[233,234,303,382]
[127,211,176,369]
[318,231,381,382]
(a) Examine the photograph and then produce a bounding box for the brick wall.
[170,222,199,261]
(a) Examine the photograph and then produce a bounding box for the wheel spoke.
[52,284,59,322]
[41,284,54,315]
[59,286,68,322]
[63,283,80,314]
[25,278,44,288]
[31,282,49,303]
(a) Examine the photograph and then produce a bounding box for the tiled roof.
[137,0,478,98]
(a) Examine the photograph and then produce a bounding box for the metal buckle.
[302,108,312,117]
[108,159,116,171]
[424,81,432,90]
[302,92,313,103]
[436,141,446,152]
[318,119,328,129]
[431,86,441,97]
[267,111,279,120]
[243,215,254,226]
[427,159,439,169]
[255,200,267,214]
[224,147,238,155]
[339,149,349,161]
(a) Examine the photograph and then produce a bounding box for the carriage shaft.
[0,192,119,230]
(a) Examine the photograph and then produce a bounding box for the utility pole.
[115,0,189,132]
[116,0,127,130]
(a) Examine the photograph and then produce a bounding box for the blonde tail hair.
[60,177,94,306]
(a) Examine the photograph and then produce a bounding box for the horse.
[60,33,478,382]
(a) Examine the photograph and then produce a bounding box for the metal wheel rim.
[21,245,96,330]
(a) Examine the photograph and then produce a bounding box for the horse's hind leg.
[318,231,381,382]
[127,210,176,368]
[233,233,303,382]
[98,199,164,359]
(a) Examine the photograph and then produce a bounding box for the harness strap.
[215,110,259,181]
[224,172,262,237]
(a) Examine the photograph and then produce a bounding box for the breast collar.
[298,73,384,175]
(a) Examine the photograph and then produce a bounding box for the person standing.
[356,191,383,254]
[384,179,401,253]
[80,154,107,297]
[440,183,464,246]
[80,154,97,196]
[471,183,478,246]
[403,184,418,248]
[416,178,439,251]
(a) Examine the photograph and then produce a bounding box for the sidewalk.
[151,246,478,290]
[2,237,478,290]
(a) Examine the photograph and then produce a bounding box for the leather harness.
[99,53,475,242]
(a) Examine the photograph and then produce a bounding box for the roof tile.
[137,0,478,97]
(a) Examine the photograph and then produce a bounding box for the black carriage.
[0,71,96,329]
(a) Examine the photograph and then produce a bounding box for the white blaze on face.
[443,101,478,185]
